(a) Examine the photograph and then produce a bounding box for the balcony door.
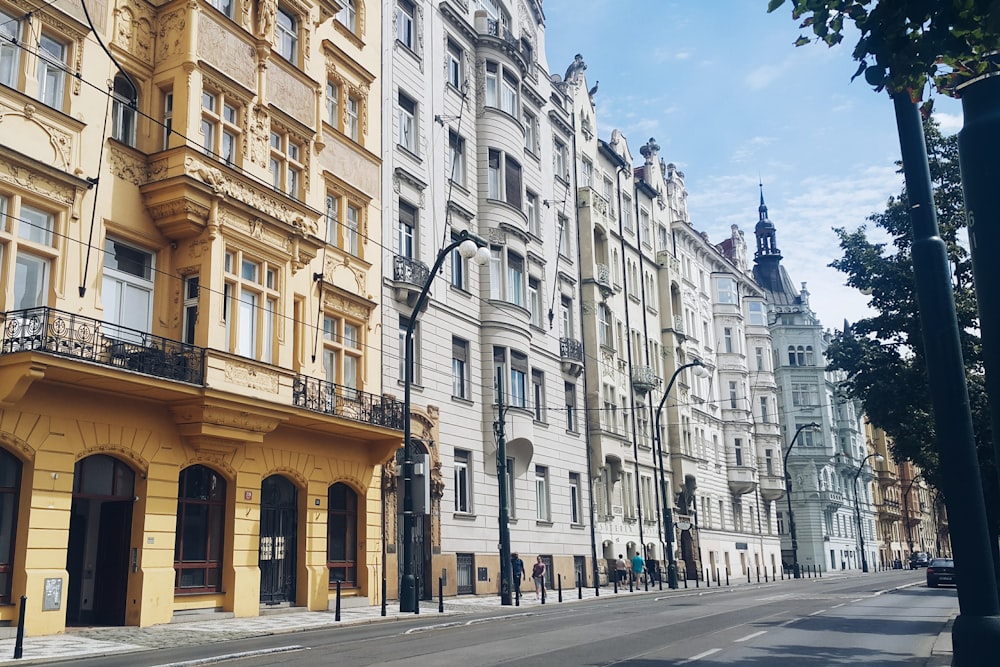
[102,238,153,343]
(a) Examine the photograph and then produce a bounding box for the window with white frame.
[486,148,521,207]
[729,381,738,409]
[794,423,817,447]
[658,224,668,251]
[558,214,570,256]
[269,129,303,198]
[182,275,199,345]
[639,208,651,246]
[223,249,278,363]
[581,158,593,187]
[111,74,137,147]
[325,81,340,128]
[452,337,469,399]
[449,232,470,290]
[500,69,519,118]
[528,276,542,327]
[202,88,241,166]
[448,130,465,185]
[755,346,765,371]
[323,314,362,396]
[723,327,733,353]
[523,110,537,152]
[535,466,549,521]
[397,200,416,258]
[208,0,233,17]
[0,9,22,90]
[446,39,463,88]
[103,237,154,340]
[37,33,68,109]
[493,346,527,408]
[489,246,526,306]
[478,0,509,34]
[602,383,616,432]
[622,471,635,519]
[275,6,298,62]
[565,381,577,431]
[526,191,540,236]
[325,191,361,257]
[641,475,653,516]
[454,449,471,512]
[602,176,613,203]
[6,200,57,311]
[560,296,572,339]
[748,300,767,325]
[337,0,357,32]
[553,139,567,180]
[621,194,633,232]
[398,92,416,152]
[717,276,738,304]
[507,252,524,307]
[569,472,582,524]
[161,89,174,150]
[531,368,545,421]
[760,396,769,423]
[598,304,611,347]
[396,0,414,50]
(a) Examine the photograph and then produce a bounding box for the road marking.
[756,594,792,601]
[404,622,465,634]
[779,618,798,627]
[851,598,863,603]
[679,648,722,664]
[150,645,307,667]
[734,630,767,643]
[808,609,826,616]
[832,603,845,609]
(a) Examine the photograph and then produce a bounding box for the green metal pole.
[893,92,1000,665]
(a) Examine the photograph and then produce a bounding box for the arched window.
[174,465,227,593]
[796,346,806,366]
[111,74,138,147]
[0,448,21,604]
[805,345,815,366]
[327,483,358,587]
[787,346,796,366]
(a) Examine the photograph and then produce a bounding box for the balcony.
[1,307,204,384]
[559,337,585,376]
[727,465,756,495]
[876,467,896,487]
[759,473,786,501]
[878,499,902,519]
[595,263,613,298]
[631,365,660,395]
[820,490,845,509]
[292,376,404,430]
[392,255,430,307]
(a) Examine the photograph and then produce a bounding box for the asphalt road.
[67,571,956,666]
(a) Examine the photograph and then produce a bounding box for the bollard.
[614,576,618,594]
[558,574,563,603]
[764,568,769,583]
[578,574,583,600]
[773,564,777,581]
[629,575,633,593]
[708,569,712,586]
[683,570,688,588]
[335,580,342,621]
[541,581,546,604]
[13,595,26,660]
[756,566,761,583]
[439,577,444,613]
[747,567,752,583]
[415,577,420,614]
[658,572,663,591]
[781,566,785,581]
[819,566,822,578]
[714,568,719,587]
[382,576,387,616]
[726,569,730,586]
[644,573,649,592]
[695,570,699,588]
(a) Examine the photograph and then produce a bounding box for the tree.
[825,115,997,531]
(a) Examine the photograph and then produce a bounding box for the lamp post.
[783,422,819,579]
[901,473,922,560]
[399,230,490,612]
[847,452,884,574]
[654,358,709,589]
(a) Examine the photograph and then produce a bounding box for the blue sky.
[542,0,963,329]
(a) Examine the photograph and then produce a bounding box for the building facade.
[0,0,398,636]
[379,0,593,599]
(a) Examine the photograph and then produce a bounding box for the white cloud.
[731,136,777,163]
[745,64,784,91]
[935,111,963,134]
[675,51,691,60]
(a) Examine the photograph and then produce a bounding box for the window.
[748,300,767,326]
[327,483,358,586]
[454,450,471,512]
[658,224,669,251]
[269,129,303,198]
[526,192,540,236]
[326,82,340,128]
[479,0,510,35]
[639,208,651,246]
[447,39,463,88]
[223,250,278,363]
[531,369,545,421]
[755,346,765,371]
[717,277,738,304]
[398,93,416,152]
[0,448,21,604]
[565,381,577,431]
[337,0,357,32]
[449,232,470,290]
[208,0,234,17]
[760,397,769,423]
[161,90,174,150]
[346,95,360,141]
[598,304,611,347]
[13,253,49,310]
[485,61,498,107]
[397,315,420,382]
[729,381,738,409]
[602,176,614,202]
[553,140,567,180]
[275,6,298,62]
[103,237,153,340]
[37,33,67,109]
[202,89,241,166]
[558,214,570,256]
[174,465,226,593]
[500,70,519,118]
[487,148,522,207]
[528,276,542,327]
[641,476,654,516]
[535,466,549,521]
[452,337,469,399]
[723,327,733,353]
[765,449,774,475]
[488,149,501,199]
[112,74,137,147]
[0,9,21,89]
[396,0,414,49]
[622,195,633,232]
[325,192,361,257]
[510,350,527,408]
[569,472,582,525]
[505,156,522,207]
[507,253,524,306]
[581,158,593,187]
[397,200,416,258]
[323,314,362,395]
[448,131,465,185]
[623,471,635,519]
[182,275,199,345]
[523,111,537,152]
[795,423,816,447]
[560,296,572,339]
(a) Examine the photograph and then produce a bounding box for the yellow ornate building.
[0,0,396,636]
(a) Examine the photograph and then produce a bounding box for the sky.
[542,0,964,330]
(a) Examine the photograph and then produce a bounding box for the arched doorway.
[260,475,297,605]
[66,454,135,625]
[1,448,22,605]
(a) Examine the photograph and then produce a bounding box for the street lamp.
[846,452,884,574]
[783,422,819,579]
[400,230,490,612]
[901,473,922,560]
[654,358,709,589]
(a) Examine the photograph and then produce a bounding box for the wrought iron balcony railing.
[1,307,205,383]
[393,255,430,288]
[559,337,584,363]
[631,365,660,394]
[293,375,404,430]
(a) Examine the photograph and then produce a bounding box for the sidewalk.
[0,570,943,666]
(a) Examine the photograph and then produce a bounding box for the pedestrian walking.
[631,552,645,586]
[511,552,525,599]
[532,555,546,600]
[615,554,628,585]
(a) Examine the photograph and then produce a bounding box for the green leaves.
[767,0,787,12]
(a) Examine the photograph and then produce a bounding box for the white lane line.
[734,630,767,643]
[808,609,826,616]
[832,603,845,609]
[851,598,863,603]
[678,648,722,664]
[779,618,798,627]
[150,645,307,667]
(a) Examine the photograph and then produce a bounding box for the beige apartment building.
[0,0,398,636]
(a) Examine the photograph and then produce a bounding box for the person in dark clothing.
[511,552,525,599]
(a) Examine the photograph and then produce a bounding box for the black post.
[695,570,699,588]
[381,575,387,617]
[578,573,583,599]
[558,574,562,603]
[818,566,822,578]
[629,574,633,593]
[726,569,730,586]
[494,378,513,606]
[414,576,420,615]
[683,570,688,588]
[13,595,26,660]
[541,580,546,605]
[614,575,618,594]
[747,567,751,583]
[644,572,649,592]
[335,580,342,621]
[756,566,761,583]
[439,577,444,613]
[658,571,663,591]
[894,91,1000,665]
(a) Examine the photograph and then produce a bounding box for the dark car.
[910,552,931,569]
[926,558,956,587]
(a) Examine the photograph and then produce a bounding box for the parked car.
[926,558,956,587]
[910,552,931,569]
